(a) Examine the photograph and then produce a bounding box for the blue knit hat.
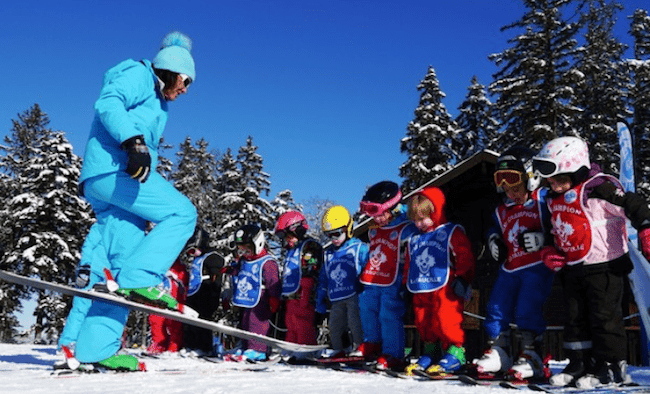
[152,31,196,81]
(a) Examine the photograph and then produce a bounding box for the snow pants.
[74,171,197,363]
[559,261,628,362]
[241,291,274,353]
[412,284,465,349]
[329,294,364,351]
[358,277,406,359]
[484,264,555,340]
[284,277,317,345]
[148,313,184,353]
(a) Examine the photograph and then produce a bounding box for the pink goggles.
[360,191,402,217]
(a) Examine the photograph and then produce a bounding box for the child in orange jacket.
[403,187,476,375]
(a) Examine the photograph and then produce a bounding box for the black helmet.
[360,181,403,217]
[234,224,266,255]
[361,181,400,203]
[495,147,540,191]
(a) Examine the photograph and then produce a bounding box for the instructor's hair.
[153,67,179,91]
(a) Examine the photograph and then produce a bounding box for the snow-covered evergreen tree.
[454,76,500,159]
[171,137,220,236]
[489,0,582,150]
[573,0,630,175]
[0,104,93,343]
[213,137,274,252]
[301,196,337,244]
[629,9,650,198]
[400,66,458,193]
[156,137,175,181]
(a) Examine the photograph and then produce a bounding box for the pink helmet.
[275,211,308,239]
[533,137,590,178]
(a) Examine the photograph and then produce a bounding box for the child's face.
[548,175,572,194]
[372,210,394,227]
[413,212,434,232]
[502,182,528,205]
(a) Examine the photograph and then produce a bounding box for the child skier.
[274,211,322,346]
[147,257,188,354]
[357,181,418,370]
[316,205,368,357]
[532,136,650,388]
[223,224,281,361]
[402,187,475,375]
[183,228,226,355]
[472,148,555,381]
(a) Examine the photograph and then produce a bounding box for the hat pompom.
[161,31,192,52]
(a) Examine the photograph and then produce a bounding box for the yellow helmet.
[322,205,353,237]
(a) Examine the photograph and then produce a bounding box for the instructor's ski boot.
[96,354,147,372]
[116,284,198,317]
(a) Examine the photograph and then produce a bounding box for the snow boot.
[549,348,591,387]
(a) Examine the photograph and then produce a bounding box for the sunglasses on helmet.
[532,158,559,178]
[180,74,192,88]
[494,170,525,188]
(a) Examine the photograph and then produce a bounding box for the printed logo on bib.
[368,245,387,270]
[415,248,439,276]
[552,215,582,253]
[331,264,347,286]
[564,190,578,204]
[507,219,528,250]
[236,277,254,300]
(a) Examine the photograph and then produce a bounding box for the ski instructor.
[64,31,198,370]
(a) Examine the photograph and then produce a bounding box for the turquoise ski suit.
[68,59,197,363]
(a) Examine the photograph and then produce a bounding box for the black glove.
[121,135,151,183]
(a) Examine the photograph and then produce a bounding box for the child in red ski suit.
[147,258,188,354]
[403,186,475,375]
[275,211,322,346]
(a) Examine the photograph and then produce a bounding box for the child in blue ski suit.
[61,31,198,370]
[317,205,368,356]
[472,148,554,381]
[357,181,418,370]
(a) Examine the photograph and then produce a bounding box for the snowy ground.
[2,343,650,394]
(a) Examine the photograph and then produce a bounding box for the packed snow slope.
[2,343,650,394]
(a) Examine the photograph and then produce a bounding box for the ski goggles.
[180,73,193,88]
[360,191,402,217]
[532,158,560,178]
[325,229,346,239]
[494,170,525,188]
[275,221,303,239]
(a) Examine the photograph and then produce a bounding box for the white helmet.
[532,137,590,178]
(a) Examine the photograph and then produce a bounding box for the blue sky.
[1,0,646,218]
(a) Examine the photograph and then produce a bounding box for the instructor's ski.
[0,270,325,353]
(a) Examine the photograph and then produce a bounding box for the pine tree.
[0,104,93,343]
[156,137,175,181]
[454,76,500,159]
[629,9,650,198]
[400,66,458,193]
[171,137,220,235]
[573,0,630,175]
[213,137,274,250]
[489,0,582,151]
